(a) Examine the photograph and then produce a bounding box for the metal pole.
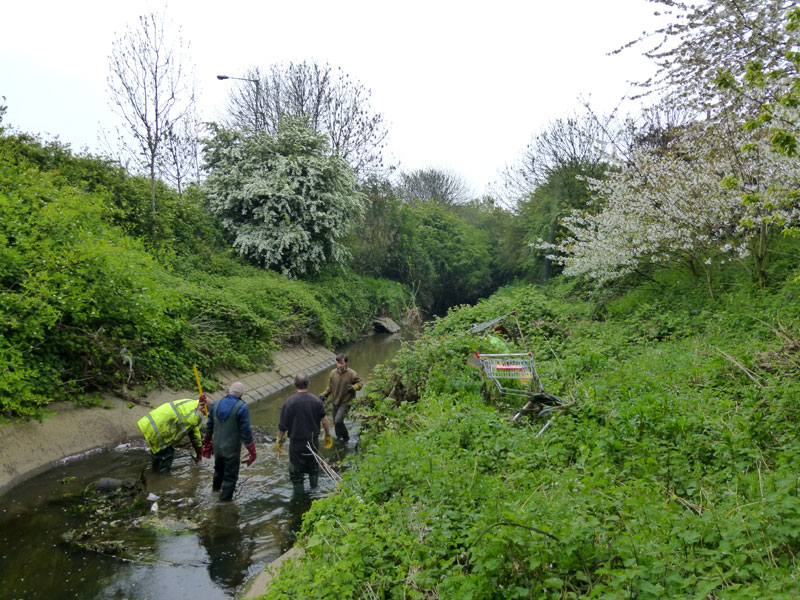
[217,74,261,132]
[254,79,261,133]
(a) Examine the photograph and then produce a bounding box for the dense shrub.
[263,274,800,598]
[0,134,407,419]
[348,182,498,315]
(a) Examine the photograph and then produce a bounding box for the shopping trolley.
[475,352,564,422]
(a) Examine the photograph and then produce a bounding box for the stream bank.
[0,344,336,496]
[1,332,406,600]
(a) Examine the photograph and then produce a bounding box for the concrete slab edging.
[241,546,305,599]
[0,344,336,496]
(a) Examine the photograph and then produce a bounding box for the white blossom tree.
[539,117,800,293]
[539,0,800,292]
[626,0,795,112]
[201,117,363,278]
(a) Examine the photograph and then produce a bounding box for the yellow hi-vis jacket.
[137,399,203,454]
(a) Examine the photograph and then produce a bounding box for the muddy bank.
[0,344,336,496]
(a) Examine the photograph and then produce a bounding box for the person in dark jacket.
[277,372,332,495]
[319,353,362,442]
[201,382,256,502]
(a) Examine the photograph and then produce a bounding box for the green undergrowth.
[0,135,408,420]
[262,275,800,599]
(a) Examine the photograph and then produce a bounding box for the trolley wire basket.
[475,351,564,421]
[476,352,541,394]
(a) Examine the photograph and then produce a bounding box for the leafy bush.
[262,274,800,599]
[0,133,407,419]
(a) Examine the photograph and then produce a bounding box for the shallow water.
[0,332,403,600]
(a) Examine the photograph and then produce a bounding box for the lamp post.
[217,74,261,132]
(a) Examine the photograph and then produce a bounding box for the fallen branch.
[667,489,702,515]
[713,346,763,388]
[113,385,149,406]
[472,520,560,545]
[534,418,554,439]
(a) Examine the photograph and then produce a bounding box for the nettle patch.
[264,280,800,599]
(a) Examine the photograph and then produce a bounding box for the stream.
[0,332,404,600]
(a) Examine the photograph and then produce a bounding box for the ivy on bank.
[0,134,407,420]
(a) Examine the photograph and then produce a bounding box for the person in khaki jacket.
[319,353,362,442]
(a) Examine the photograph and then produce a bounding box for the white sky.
[2,0,664,195]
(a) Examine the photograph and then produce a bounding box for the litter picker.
[193,365,208,416]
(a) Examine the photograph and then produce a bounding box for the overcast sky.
[2,0,664,195]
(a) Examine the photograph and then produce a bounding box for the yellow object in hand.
[275,441,282,453]
[324,435,333,449]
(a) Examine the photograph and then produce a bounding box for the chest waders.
[212,399,245,501]
[213,399,244,458]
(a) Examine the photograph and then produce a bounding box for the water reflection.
[197,504,252,589]
[0,332,403,600]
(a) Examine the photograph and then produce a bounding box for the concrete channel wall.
[0,344,336,496]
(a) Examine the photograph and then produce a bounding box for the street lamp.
[217,74,261,132]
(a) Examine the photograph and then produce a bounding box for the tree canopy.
[396,167,473,206]
[222,60,389,179]
[202,117,364,278]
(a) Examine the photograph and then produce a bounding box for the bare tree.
[161,106,202,197]
[397,167,473,206]
[106,10,196,228]
[498,112,610,205]
[222,61,389,179]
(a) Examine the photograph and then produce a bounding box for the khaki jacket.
[323,366,363,407]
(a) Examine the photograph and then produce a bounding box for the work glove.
[319,393,328,402]
[275,440,282,453]
[201,435,213,459]
[324,434,333,450]
[194,446,203,464]
[245,441,257,467]
[347,384,355,394]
